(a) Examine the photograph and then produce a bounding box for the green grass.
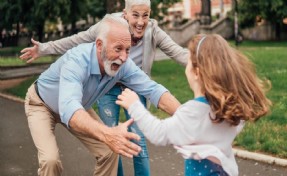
[232,43,287,158]
[0,46,23,57]
[234,40,287,47]
[4,76,38,97]
[0,56,57,66]
[3,41,287,158]
[0,46,58,66]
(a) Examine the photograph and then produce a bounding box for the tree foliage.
[87,0,106,20]
[150,0,181,21]
[238,0,287,39]
[238,0,287,28]
[30,0,70,41]
[60,0,89,34]
[0,0,181,43]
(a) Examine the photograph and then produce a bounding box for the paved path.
[1,96,286,176]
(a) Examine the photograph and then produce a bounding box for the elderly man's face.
[100,25,131,77]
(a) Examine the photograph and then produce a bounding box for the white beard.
[102,47,122,77]
[104,59,122,77]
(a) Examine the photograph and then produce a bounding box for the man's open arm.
[69,109,141,158]
[157,91,181,115]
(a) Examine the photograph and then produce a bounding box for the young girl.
[116,34,271,176]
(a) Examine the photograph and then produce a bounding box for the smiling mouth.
[135,26,144,33]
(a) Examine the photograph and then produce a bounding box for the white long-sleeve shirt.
[128,99,244,176]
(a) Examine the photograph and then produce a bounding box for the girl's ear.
[194,67,200,80]
[123,9,127,19]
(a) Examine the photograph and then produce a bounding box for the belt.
[34,81,44,102]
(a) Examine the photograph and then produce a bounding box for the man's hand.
[116,88,139,110]
[20,38,40,63]
[103,118,141,158]
[70,109,141,158]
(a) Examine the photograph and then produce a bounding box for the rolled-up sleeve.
[58,59,86,127]
[120,60,168,107]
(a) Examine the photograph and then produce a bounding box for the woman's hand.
[116,88,139,109]
[20,38,40,63]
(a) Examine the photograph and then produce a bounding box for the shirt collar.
[194,96,209,105]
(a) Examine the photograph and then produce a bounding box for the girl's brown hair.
[188,34,271,126]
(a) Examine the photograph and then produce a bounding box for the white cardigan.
[128,100,244,176]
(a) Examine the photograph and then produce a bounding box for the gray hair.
[97,14,129,45]
[125,0,151,11]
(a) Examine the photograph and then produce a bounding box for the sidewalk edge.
[1,92,287,167]
[233,148,287,167]
[0,92,24,103]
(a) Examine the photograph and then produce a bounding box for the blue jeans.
[185,159,229,176]
[96,85,150,176]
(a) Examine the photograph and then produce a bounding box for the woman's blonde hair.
[188,34,271,126]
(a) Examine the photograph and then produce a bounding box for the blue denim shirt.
[37,42,168,126]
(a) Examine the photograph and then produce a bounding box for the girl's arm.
[116,88,194,146]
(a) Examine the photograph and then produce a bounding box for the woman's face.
[124,4,150,40]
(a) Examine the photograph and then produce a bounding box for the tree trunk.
[0,27,3,47]
[200,0,211,25]
[37,23,44,42]
[201,0,211,16]
[16,21,20,46]
[72,20,77,34]
[275,21,281,40]
[234,0,239,46]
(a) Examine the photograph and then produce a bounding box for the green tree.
[238,0,287,40]
[0,0,32,44]
[28,0,70,42]
[87,0,106,22]
[60,0,89,34]
[86,0,124,19]
[150,0,181,21]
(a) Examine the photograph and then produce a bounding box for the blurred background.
[1,0,287,49]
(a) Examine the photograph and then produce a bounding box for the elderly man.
[24,14,180,176]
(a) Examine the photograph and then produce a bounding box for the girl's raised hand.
[116,88,139,109]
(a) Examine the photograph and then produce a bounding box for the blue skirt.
[185,159,229,176]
